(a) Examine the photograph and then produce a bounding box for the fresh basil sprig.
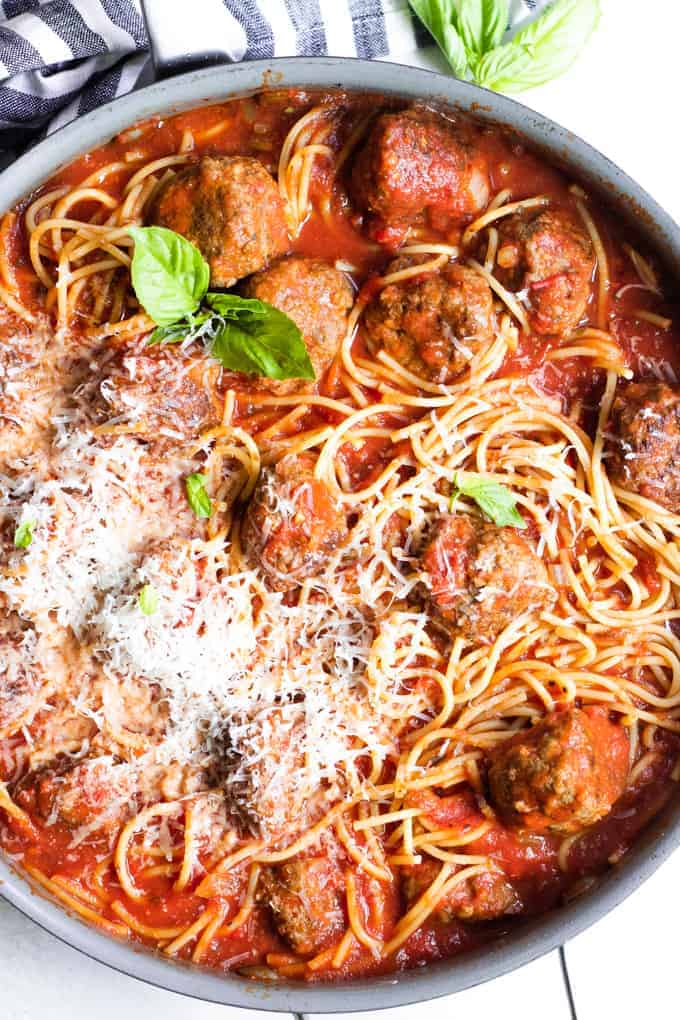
[409,0,470,77]
[456,0,509,59]
[409,0,600,93]
[185,473,213,519]
[138,583,159,616]
[450,472,526,528]
[205,294,314,381]
[129,227,314,382]
[13,519,35,549]
[129,226,209,326]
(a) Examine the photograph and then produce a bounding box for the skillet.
[0,55,678,1012]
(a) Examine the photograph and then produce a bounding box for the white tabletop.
[3,1,679,1017]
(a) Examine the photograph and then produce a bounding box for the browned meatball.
[418,514,555,644]
[495,209,594,336]
[402,858,521,923]
[96,344,222,440]
[258,854,346,955]
[241,454,347,589]
[219,707,342,846]
[487,707,629,835]
[607,381,680,512]
[29,758,136,834]
[151,156,290,287]
[364,257,495,383]
[0,617,49,737]
[0,308,68,463]
[26,698,98,770]
[224,708,304,839]
[242,256,354,395]
[351,109,490,246]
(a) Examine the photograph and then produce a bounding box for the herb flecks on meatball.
[487,706,629,835]
[151,155,290,287]
[351,109,490,246]
[241,453,348,590]
[607,380,680,513]
[364,257,495,384]
[495,208,594,336]
[417,513,555,644]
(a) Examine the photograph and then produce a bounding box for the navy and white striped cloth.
[0,0,545,155]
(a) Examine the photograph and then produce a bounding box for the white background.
[2,1,679,1017]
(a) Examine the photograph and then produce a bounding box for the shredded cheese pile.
[0,412,405,838]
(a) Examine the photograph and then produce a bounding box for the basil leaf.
[185,473,212,519]
[148,321,191,345]
[129,226,210,326]
[457,0,510,60]
[204,295,314,382]
[479,0,510,52]
[475,43,533,92]
[152,309,217,345]
[409,0,598,93]
[148,292,314,382]
[128,226,313,380]
[408,0,468,78]
[206,293,270,320]
[14,519,35,549]
[476,0,600,93]
[451,473,526,528]
[138,583,159,616]
[209,315,314,381]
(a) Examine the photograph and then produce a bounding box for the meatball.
[495,209,594,336]
[607,380,680,512]
[258,853,346,955]
[100,672,169,748]
[0,309,68,464]
[151,156,290,287]
[242,256,354,395]
[241,453,348,589]
[487,706,629,835]
[0,616,49,738]
[96,343,222,440]
[402,858,521,923]
[351,109,490,245]
[223,708,306,840]
[418,514,555,644]
[363,257,495,383]
[220,707,344,843]
[25,698,98,770]
[29,758,136,835]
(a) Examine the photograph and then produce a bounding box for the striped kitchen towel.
[0,0,547,153]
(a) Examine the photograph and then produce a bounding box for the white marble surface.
[2,1,679,1017]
